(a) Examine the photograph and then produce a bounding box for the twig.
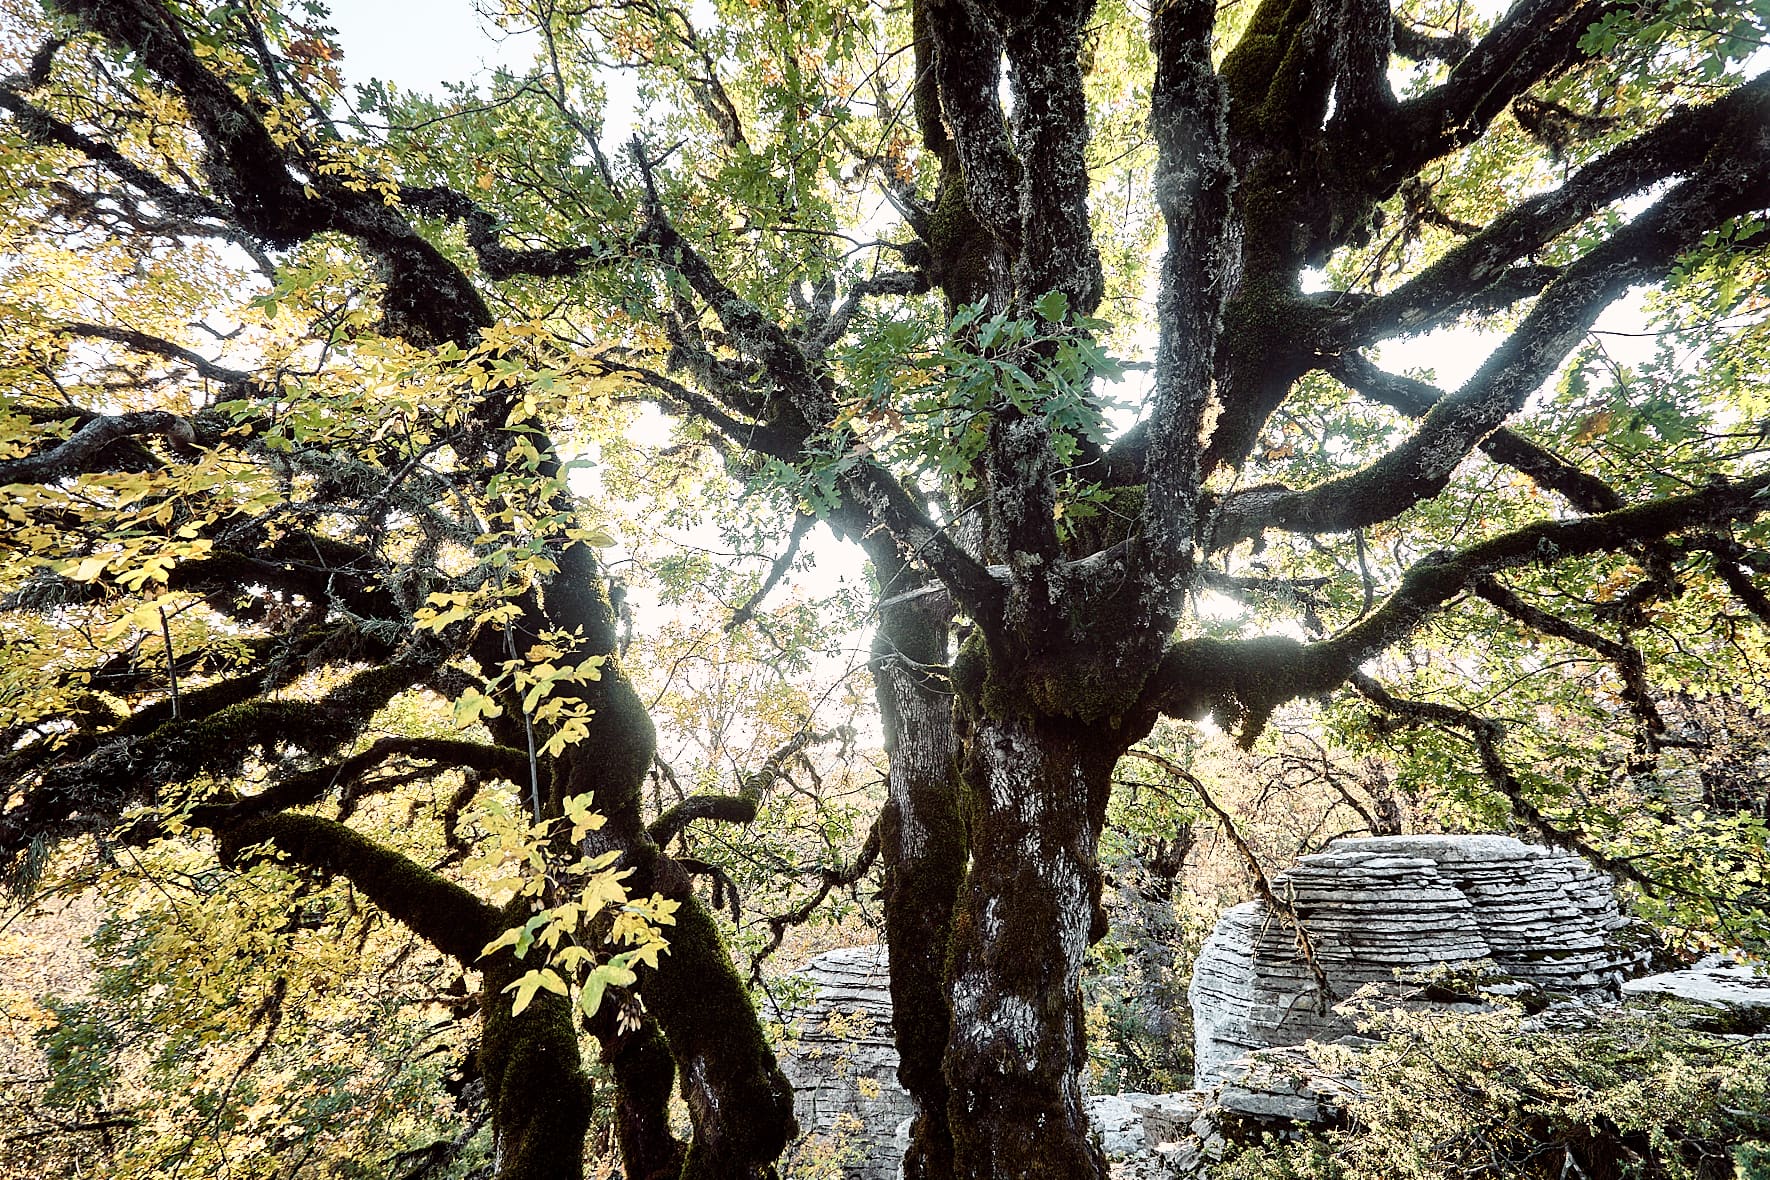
[727,512,814,631]
[159,606,181,720]
[1124,747,1332,1003]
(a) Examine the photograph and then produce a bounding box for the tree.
[2,0,1768,1177]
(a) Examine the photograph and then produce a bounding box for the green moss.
[1218,0,1314,140]
[645,895,796,1178]
[607,1022,685,1180]
[943,715,1120,1178]
[481,904,594,1180]
[926,164,997,309]
[1060,484,1146,559]
[218,813,499,963]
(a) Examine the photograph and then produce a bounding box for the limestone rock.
[1088,1092,1155,1157]
[1131,1092,1203,1146]
[1215,1045,1359,1128]
[1622,954,1770,1013]
[1190,835,1647,1087]
[773,944,915,1180]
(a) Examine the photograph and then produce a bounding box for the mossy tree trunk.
[942,709,1124,1180]
[527,539,798,1180]
[212,818,604,1180]
[871,568,966,1180]
[480,898,597,1180]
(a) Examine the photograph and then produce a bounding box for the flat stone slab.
[1622,956,1770,1010]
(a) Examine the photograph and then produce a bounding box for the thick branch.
[1137,0,1236,593]
[216,813,501,963]
[1359,0,1610,193]
[1694,536,1770,624]
[1325,351,1625,514]
[1335,73,1770,348]
[199,736,531,826]
[996,1,1103,312]
[0,82,239,227]
[1,659,428,863]
[921,0,1021,250]
[57,321,254,383]
[1390,17,1472,62]
[400,185,612,280]
[1218,148,1770,549]
[1150,472,1770,736]
[0,410,194,484]
[55,0,493,348]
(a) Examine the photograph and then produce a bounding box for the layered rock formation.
[771,944,915,1180]
[1189,834,1646,1086]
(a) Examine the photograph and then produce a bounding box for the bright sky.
[325,0,536,94]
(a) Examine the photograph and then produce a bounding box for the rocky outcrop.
[1622,954,1770,1021]
[772,944,914,1180]
[1189,835,1647,1086]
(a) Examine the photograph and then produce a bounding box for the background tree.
[3,0,1769,1179]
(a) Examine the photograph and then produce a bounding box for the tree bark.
[943,711,1121,1180]
[538,540,797,1180]
[480,899,596,1180]
[872,583,965,1180]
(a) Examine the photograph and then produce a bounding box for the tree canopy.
[1,0,1768,1177]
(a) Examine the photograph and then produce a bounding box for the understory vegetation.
[1221,1005,1770,1180]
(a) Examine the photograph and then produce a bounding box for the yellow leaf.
[66,556,109,582]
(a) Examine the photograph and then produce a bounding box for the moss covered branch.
[214,812,501,963]
[197,736,530,826]
[1150,471,1770,739]
[647,724,852,848]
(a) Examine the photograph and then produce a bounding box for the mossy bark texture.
[873,589,966,1180]
[540,542,797,1180]
[480,900,596,1180]
[943,712,1120,1180]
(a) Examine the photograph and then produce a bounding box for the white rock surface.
[1190,835,1646,1086]
[1622,954,1770,1010]
[1088,1093,1156,1157]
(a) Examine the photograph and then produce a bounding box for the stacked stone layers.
[1190,835,1645,1087]
[773,944,916,1180]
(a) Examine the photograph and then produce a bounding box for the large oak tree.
[2,0,1768,1178]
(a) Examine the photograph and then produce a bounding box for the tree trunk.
[873,585,965,1180]
[943,712,1119,1180]
[641,880,799,1180]
[480,899,595,1180]
[514,542,797,1179]
[600,1017,685,1180]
